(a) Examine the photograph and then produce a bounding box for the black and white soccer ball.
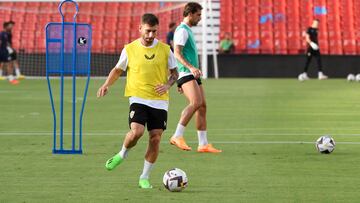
[315,135,336,154]
[356,74,360,82]
[163,168,188,192]
[347,74,355,81]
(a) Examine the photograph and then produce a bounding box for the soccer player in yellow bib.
[97,13,178,189]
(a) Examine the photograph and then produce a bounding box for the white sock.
[173,123,186,138]
[15,67,21,77]
[8,75,15,81]
[0,69,3,76]
[118,145,129,159]
[140,160,154,180]
[197,130,208,146]
[318,71,324,76]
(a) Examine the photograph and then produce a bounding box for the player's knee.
[149,134,161,146]
[130,129,143,140]
[200,101,207,110]
[190,100,202,110]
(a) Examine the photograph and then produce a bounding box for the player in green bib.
[170,2,222,153]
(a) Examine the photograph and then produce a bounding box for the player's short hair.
[141,13,159,26]
[314,19,320,22]
[183,2,203,17]
[3,21,15,28]
[169,22,176,29]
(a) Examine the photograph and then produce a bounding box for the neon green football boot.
[139,179,152,189]
[105,154,123,171]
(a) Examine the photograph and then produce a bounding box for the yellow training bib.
[124,39,170,100]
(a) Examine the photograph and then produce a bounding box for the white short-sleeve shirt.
[173,22,194,79]
[174,22,190,46]
[114,39,177,111]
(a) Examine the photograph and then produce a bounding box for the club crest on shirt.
[130,111,135,119]
[144,54,155,60]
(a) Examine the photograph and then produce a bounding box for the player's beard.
[143,37,154,46]
[191,19,200,26]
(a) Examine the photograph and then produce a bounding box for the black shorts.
[0,49,10,62]
[129,103,167,131]
[306,47,321,56]
[177,75,202,88]
[9,50,17,61]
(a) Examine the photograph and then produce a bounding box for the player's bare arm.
[97,67,123,98]
[305,33,312,44]
[155,68,179,95]
[174,45,202,79]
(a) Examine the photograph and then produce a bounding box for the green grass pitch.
[1,78,360,203]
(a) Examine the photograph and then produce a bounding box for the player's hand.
[177,87,183,94]
[6,46,14,54]
[190,67,202,79]
[309,42,319,50]
[155,84,170,96]
[97,85,109,98]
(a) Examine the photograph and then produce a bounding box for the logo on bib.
[144,54,155,60]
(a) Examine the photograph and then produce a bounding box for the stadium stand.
[0,0,360,78]
[0,2,183,53]
[220,0,360,55]
[2,1,360,55]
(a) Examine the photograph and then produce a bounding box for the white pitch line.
[1,132,360,144]
[163,141,360,145]
[1,132,360,137]
[0,132,132,136]
[205,128,360,131]
[1,127,360,132]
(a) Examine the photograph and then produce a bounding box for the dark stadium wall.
[19,53,118,77]
[207,54,360,78]
[20,53,360,78]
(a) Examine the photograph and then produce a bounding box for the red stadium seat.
[329,39,343,55]
[222,0,353,54]
[2,0,360,55]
